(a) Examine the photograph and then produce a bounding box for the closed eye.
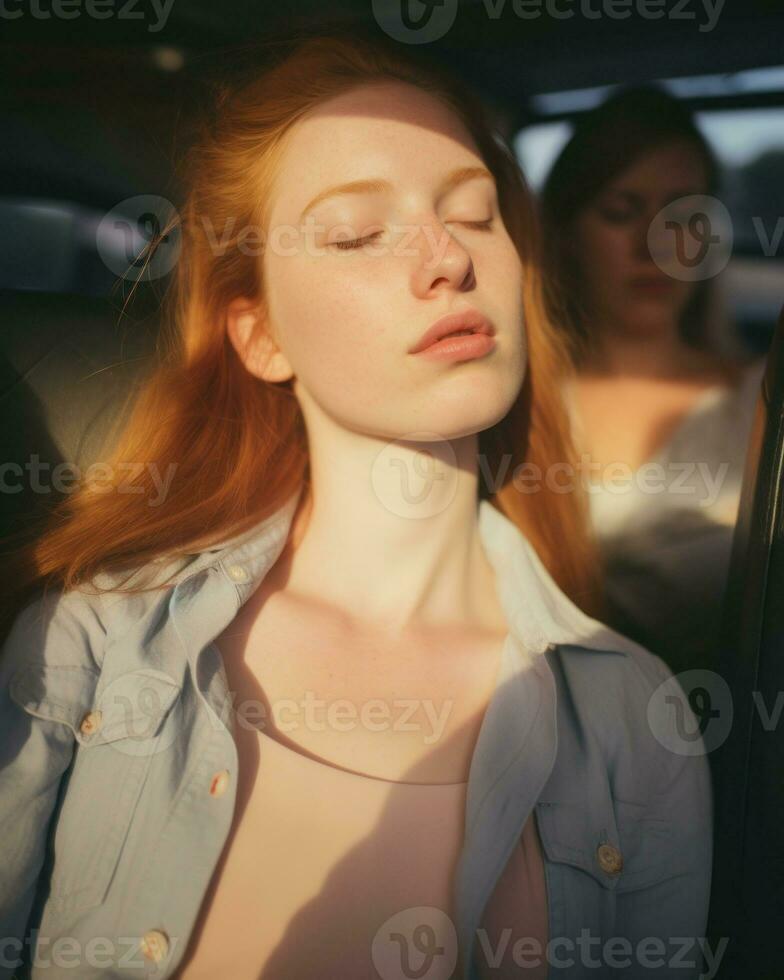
[331,231,384,250]
[454,218,494,231]
[331,218,494,251]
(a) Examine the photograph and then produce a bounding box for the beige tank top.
[177,724,549,980]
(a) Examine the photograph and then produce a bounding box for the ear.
[225,297,294,383]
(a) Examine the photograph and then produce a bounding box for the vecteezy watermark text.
[370,910,728,980]
[0,0,175,32]
[98,194,784,283]
[372,0,725,45]
[0,455,177,507]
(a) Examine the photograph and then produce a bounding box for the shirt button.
[596,842,623,875]
[210,770,231,797]
[79,710,102,736]
[226,564,249,583]
[140,929,169,963]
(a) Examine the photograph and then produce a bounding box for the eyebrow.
[298,165,494,221]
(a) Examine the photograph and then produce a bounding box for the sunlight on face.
[572,139,708,340]
[260,80,527,442]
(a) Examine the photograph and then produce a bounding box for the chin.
[425,392,517,441]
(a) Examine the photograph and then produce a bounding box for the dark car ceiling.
[2,0,784,207]
[4,0,784,93]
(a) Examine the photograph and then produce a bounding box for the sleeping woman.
[0,33,713,980]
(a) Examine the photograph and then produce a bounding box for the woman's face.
[247,79,526,442]
[570,139,708,343]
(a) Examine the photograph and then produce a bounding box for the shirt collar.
[477,497,631,658]
[158,483,630,980]
[171,484,629,660]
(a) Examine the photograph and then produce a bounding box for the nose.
[410,218,475,296]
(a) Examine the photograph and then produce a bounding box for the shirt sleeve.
[0,589,102,979]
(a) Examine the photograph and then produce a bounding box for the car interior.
[1,0,783,975]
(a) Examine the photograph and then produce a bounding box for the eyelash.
[332,232,383,251]
[331,218,494,250]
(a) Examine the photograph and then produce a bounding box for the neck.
[279,419,506,639]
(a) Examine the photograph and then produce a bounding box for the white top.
[567,358,766,673]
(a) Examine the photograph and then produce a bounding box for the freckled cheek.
[274,262,396,379]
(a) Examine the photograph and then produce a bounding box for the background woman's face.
[260,79,527,442]
[570,139,708,342]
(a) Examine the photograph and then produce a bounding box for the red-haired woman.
[0,35,712,980]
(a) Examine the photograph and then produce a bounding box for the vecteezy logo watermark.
[371,433,459,519]
[372,0,459,44]
[371,911,728,979]
[647,669,734,756]
[373,0,725,42]
[0,0,176,32]
[94,670,183,757]
[96,194,181,281]
[648,194,733,282]
[372,906,458,979]
[93,205,781,283]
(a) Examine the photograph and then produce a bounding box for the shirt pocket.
[610,797,677,894]
[534,799,626,893]
[535,797,678,895]
[9,663,182,916]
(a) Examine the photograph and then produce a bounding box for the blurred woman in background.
[541,86,767,676]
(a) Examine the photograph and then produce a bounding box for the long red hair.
[0,31,602,640]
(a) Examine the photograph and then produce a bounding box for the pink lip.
[414,332,496,362]
[408,309,496,356]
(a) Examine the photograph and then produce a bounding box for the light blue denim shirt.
[0,487,714,980]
